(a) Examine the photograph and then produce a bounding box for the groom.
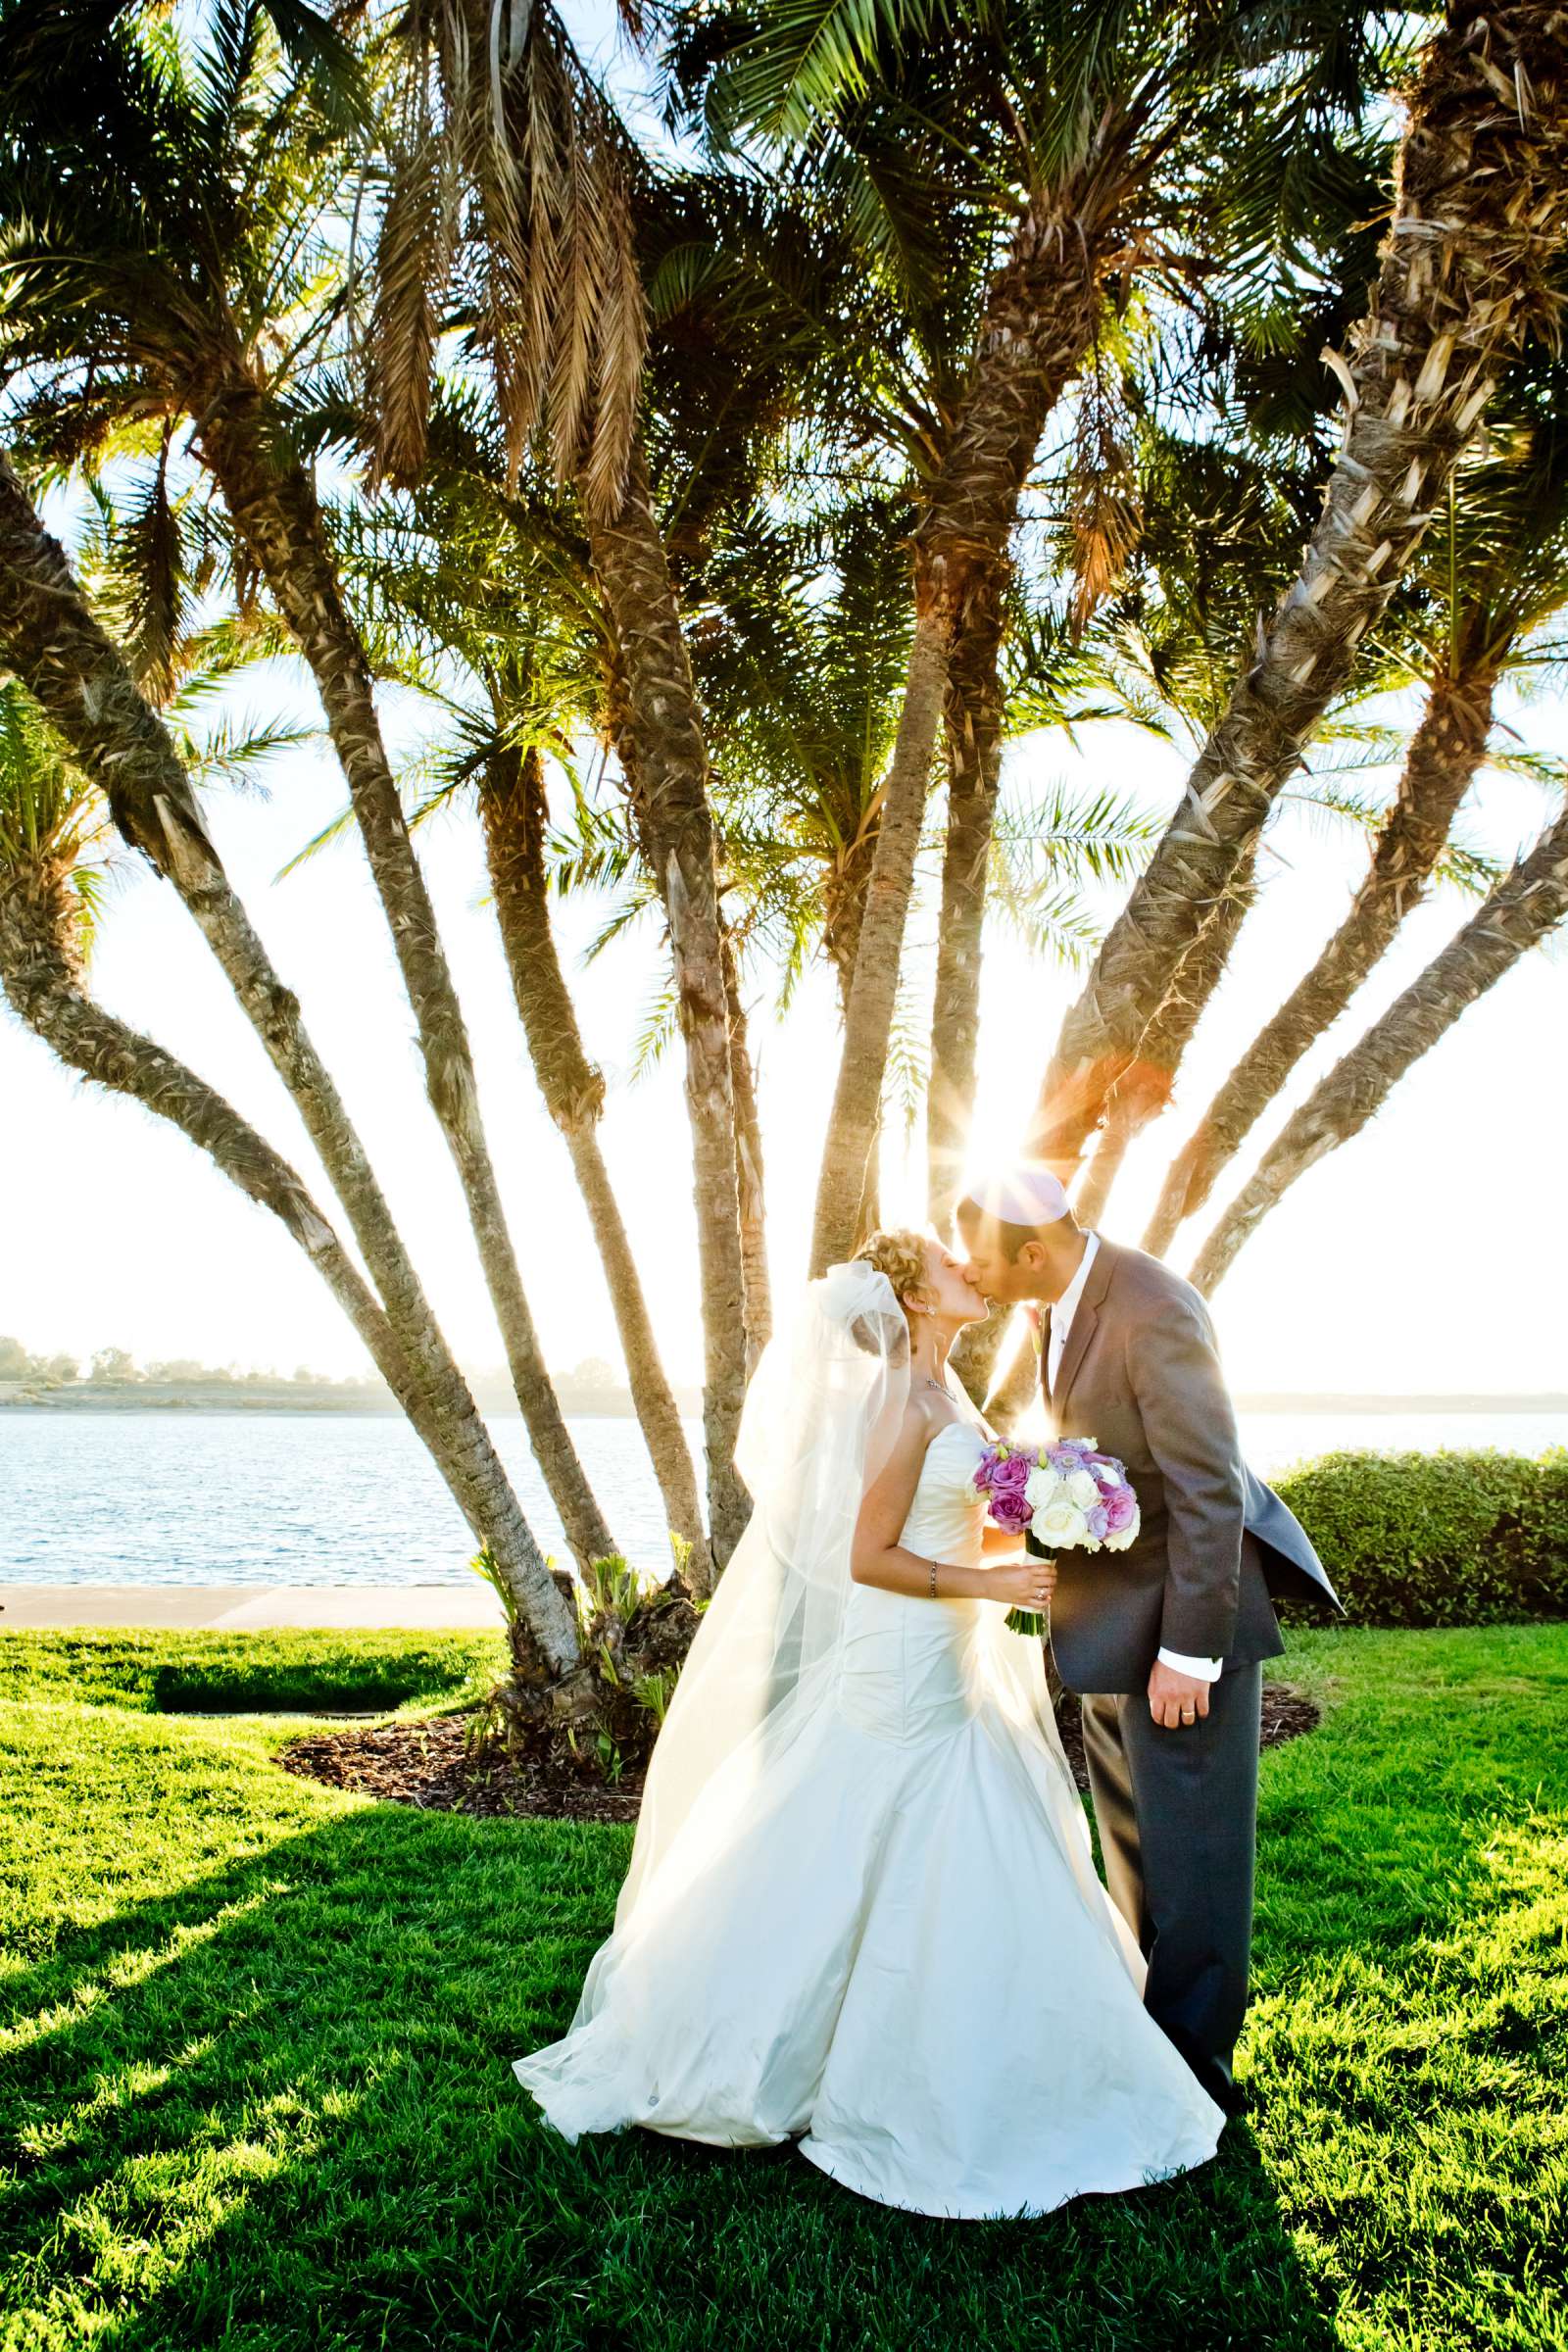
[956,1165,1339,2114]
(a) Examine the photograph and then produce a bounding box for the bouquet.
[972,1437,1140,1636]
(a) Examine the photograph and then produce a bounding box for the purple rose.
[989,1450,1032,1493]
[989,1487,1035,1535]
[1102,1487,1137,1533]
[1086,1502,1110,1543]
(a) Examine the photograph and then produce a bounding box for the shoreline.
[0,1387,690,1417]
[0,1583,505,1630]
[5,1388,1567,1417]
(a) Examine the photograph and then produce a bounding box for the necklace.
[920,1371,950,1397]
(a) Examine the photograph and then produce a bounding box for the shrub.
[1272,1447,1568,1628]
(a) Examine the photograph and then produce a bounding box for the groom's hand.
[1147,1660,1211,1730]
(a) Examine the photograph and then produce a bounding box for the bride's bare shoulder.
[886,1392,954,1462]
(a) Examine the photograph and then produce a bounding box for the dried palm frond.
[367,122,455,486]
[122,434,186,702]
[371,0,648,514]
[1065,349,1141,639]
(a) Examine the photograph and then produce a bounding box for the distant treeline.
[0,1341,701,1416]
[0,1338,377,1391]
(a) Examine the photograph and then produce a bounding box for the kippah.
[959,1164,1070,1226]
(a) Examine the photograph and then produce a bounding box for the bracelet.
[929,1559,938,1599]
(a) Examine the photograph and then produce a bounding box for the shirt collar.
[1053,1230,1100,1333]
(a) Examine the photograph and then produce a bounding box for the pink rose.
[1102,1487,1137,1534]
[990,1487,1035,1535]
[989,1450,1032,1493]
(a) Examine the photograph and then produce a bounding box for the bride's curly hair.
[853,1228,932,1320]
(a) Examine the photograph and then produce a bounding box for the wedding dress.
[514,1268,1224,2221]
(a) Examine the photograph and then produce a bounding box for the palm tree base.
[474,1567,704,1777]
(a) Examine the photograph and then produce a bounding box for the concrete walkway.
[0,1585,505,1631]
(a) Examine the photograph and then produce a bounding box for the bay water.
[3,1406,1565,1589]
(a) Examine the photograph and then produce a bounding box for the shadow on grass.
[2,1800,1337,2352]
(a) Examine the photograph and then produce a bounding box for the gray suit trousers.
[1081,1661,1262,2109]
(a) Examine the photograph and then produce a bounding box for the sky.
[3,652,1565,1400]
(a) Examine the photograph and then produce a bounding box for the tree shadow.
[2,1795,1341,2352]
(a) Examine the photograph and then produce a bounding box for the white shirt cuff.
[1157,1647,1223,1682]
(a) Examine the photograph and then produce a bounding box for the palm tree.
[0,0,619,1570]
[1033,0,1568,1179]
[1145,389,1568,1253]
[719,921,773,1358]
[481,738,707,1561]
[1189,792,1568,1294]
[805,114,1158,1269]
[315,450,709,1562]
[1041,396,1378,1227]
[694,6,1145,1267]
[695,0,1405,1268]
[936,586,1172,1235]
[622,498,1155,1252]
[0,451,583,1690]
[577,446,753,1568]
[358,0,755,1575]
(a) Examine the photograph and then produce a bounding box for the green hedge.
[1273,1448,1568,1628]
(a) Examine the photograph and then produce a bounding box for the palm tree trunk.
[1070,1085,1142,1229]
[1190,794,1568,1295]
[477,744,706,1563]
[1072,828,1265,1231]
[584,434,750,1579]
[810,608,950,1270]
[928,582,1008,1229]
[822,823,873,1024]
[1033,2,1568,1180]
[721,923,771,1361]
[1145,643,1500,1255]
[812,133,1139,1272]
[189,378,617,1574]
[0,452,581,1682]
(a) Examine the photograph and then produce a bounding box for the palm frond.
[173,713,314,793]
[627,966,680,1077]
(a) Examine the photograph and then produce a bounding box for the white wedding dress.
[514,1415,1224,2219]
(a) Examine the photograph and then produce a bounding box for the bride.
[514,1231,1224,2219]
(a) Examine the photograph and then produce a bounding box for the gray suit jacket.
[1038,1239,1339,1694]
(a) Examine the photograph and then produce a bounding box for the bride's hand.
[984,1556,1056,1609]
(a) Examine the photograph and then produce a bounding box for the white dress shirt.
[1047,1231,1222,1687]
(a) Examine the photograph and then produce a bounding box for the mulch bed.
[277,1685,1321,1823]
[278,1715,648,1822]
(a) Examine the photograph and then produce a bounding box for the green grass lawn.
[1,1624,1564,2352]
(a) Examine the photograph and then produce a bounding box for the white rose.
[1065,1468,1101,1510]
[1031,1494,1084,1548]
[1024,1465,1063,1509]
